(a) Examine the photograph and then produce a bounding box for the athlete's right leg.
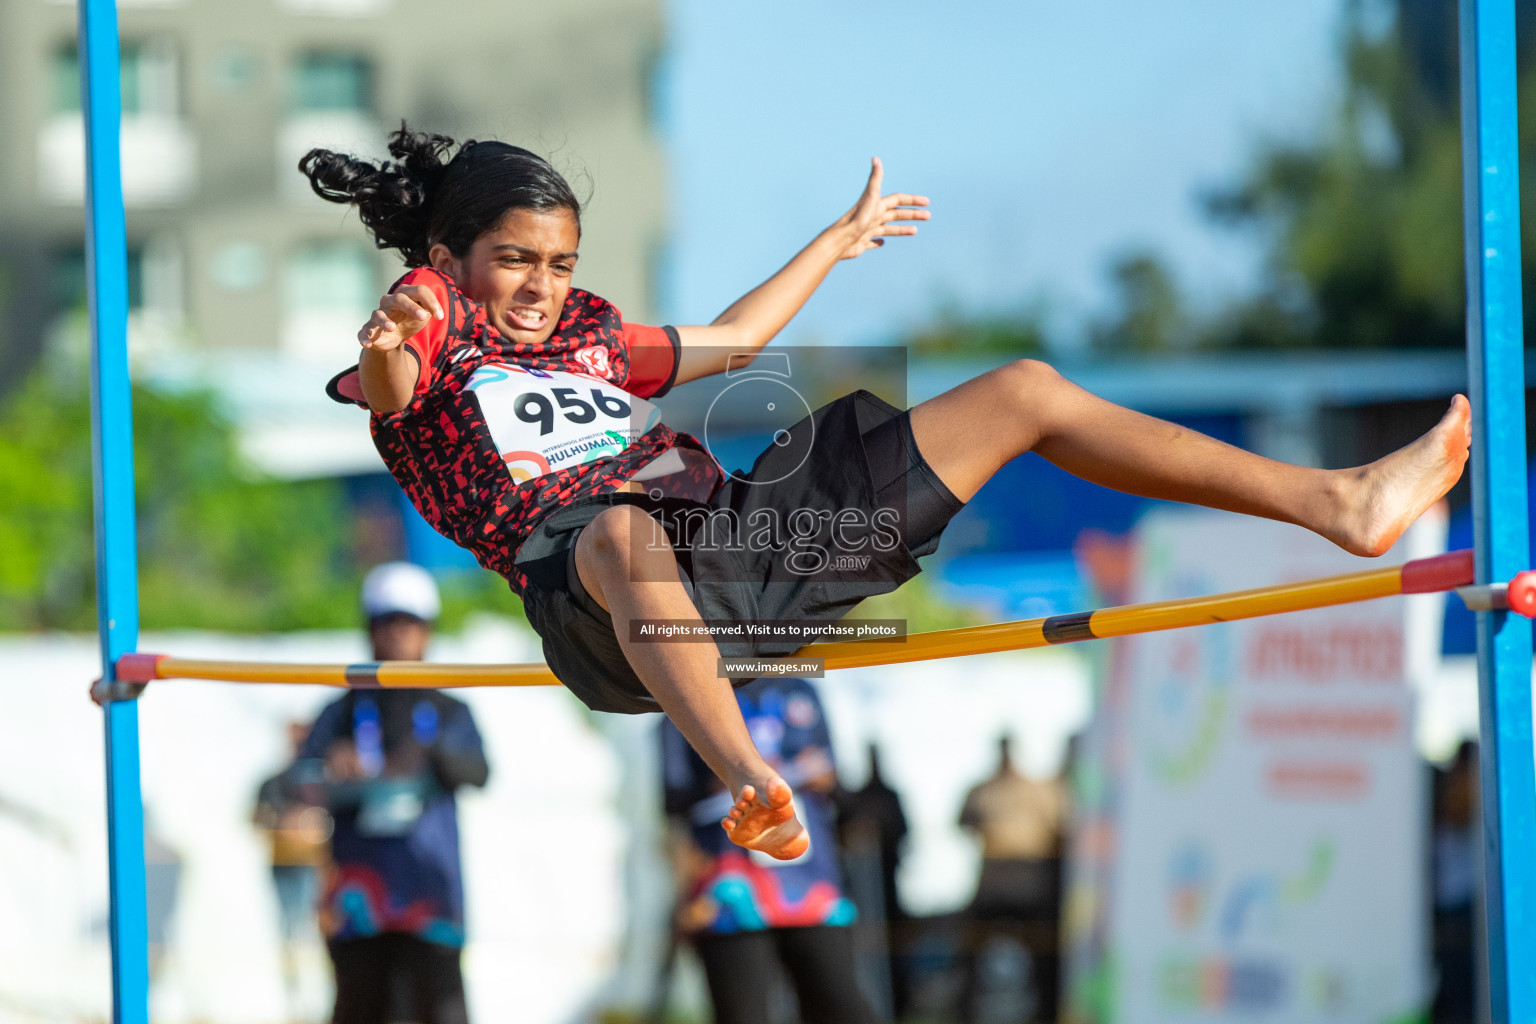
[573,503,808,860]
[908,359,1469,558]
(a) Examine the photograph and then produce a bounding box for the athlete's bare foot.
[720,775,810,860]
[1331,395,1471,557]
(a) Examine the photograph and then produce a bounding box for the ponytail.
[299,124,582,267]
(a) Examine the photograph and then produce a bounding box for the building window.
[41,38,195,206]
[51,39,180,117]
[286,243,375,311]
[50,45,79,115]
[53,237,185,359]
[211,46,261,96]
[279,52,381,200]
[280,243,380,362]
[209,242,267,293]
[54,247,146,313]
[289,52,372,114]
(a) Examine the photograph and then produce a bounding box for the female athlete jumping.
[307,128,1469,860]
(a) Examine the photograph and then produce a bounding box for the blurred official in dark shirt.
[292,562,489,1024]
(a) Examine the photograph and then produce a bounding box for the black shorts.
[515,390,963,714]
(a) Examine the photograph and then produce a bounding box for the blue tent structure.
[74,0,1535,1021]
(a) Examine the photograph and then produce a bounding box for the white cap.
[361,562,441,622]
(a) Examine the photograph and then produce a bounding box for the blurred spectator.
[253,720,331,1020]
[958,735,1066,1024]
[1431,740,1480,1024]
[839,744,910,924]
[660,677,881,1024]
[143,812,182,979]
[290,562,489,1024]
[837,744,911,1017]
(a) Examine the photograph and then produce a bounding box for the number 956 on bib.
[467,363,663,484]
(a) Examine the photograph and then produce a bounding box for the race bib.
[467,363,663,484]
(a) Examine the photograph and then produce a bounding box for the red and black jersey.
[328,268,723,594]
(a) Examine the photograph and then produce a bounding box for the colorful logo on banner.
[1143,624,1235,786]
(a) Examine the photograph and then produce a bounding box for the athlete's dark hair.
[298,124,582,267]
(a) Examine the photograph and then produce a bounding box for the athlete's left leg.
[573,503,808,859]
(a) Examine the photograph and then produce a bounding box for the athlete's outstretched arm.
[671,158,929,386]
[355,284,445,413]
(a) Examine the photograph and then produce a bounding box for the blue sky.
[659,0,1346,350]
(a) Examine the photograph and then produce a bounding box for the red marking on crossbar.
[115,653,167,683]
[1401,549,1475,594]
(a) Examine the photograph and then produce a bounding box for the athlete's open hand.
[358,285,444,352]
[721,774,810,860]
[834,157,930,260]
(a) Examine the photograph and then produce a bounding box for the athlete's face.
[430,207,580,347]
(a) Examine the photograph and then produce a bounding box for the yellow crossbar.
[114,549,1485,690]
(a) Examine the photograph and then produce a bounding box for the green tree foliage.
[1202,1,1474,349]
[0,369,361,632]
[903,301,1050,357]
[1090,251,1188,353]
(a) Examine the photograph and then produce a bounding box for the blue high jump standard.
[79,0,1534,1017]
[80,0,151,1019]
[1460,0,1536,1020]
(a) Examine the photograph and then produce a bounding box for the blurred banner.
[1070,508,1437,1024]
